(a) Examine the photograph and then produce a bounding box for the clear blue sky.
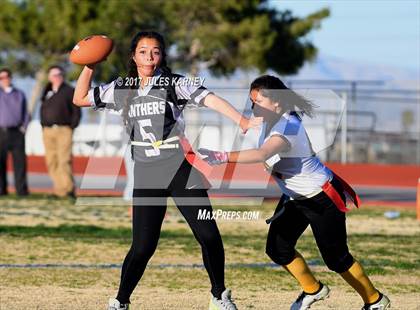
[270,0,420,72]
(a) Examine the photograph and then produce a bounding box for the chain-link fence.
[25,79,420,165]
[286,80,420,164]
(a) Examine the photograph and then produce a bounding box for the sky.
[270,0,420,72]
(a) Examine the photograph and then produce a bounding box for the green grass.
[0,224,132,240]
[346,206,416,219]
[1,223,419,272]
[0,194,419,303]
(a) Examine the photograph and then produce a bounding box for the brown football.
[69,35,114,65]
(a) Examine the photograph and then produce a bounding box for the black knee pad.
[265,245,296,266]
[322,250,354,273]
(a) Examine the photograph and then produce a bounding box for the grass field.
[0,194,419,309]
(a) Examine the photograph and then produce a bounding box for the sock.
[212,292,222,299]
[340,260,380,304]
[212,287,225,299]
[115,296,130,305]
[365,293,383,306]
[283,251,321,294]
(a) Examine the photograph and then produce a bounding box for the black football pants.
[116,159,225,303]
[266,177,354,273]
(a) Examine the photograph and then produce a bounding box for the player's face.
[133,38,162,78]
[250,89,281,119]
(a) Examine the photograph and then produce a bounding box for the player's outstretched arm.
[198,135,289,165]
[228,135,289,163]
[73,65,96,107]
[203,93,263,133]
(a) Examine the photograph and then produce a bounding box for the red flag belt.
[322,171,361,212]
[179,137,213,188]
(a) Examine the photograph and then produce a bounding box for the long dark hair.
[250,75,315,118]
[122,31,171,126]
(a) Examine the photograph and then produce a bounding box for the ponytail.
[250,75,316,118]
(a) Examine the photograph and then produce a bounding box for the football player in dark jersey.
[74,31,261,310]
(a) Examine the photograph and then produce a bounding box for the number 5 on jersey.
[138,119,160,157]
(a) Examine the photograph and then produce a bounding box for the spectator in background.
[40,65,81,198]
[0,68,30,196]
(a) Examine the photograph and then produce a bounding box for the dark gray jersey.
[88,73,211,164]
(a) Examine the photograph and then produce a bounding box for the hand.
[239,116,263,134]
[197,148,228,165]
[19,126,26,134]
[86,63,97,70]
[86,59,105,70]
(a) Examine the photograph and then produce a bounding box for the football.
[69,35,114,65]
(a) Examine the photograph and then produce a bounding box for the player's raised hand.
[239,116,263,134]
[197,148,228,165]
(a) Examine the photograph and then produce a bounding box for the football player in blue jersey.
[199,75,390,310]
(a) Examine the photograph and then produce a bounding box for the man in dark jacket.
[0,68,30,196]
[41,65,81,197]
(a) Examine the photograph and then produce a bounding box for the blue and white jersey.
[87,71,211,164]
[258,112,332,199]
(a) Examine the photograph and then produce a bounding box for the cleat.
[209,289,238,310]
[108,298,129,310]
[290,283,330,310]
[362,293,390,310]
